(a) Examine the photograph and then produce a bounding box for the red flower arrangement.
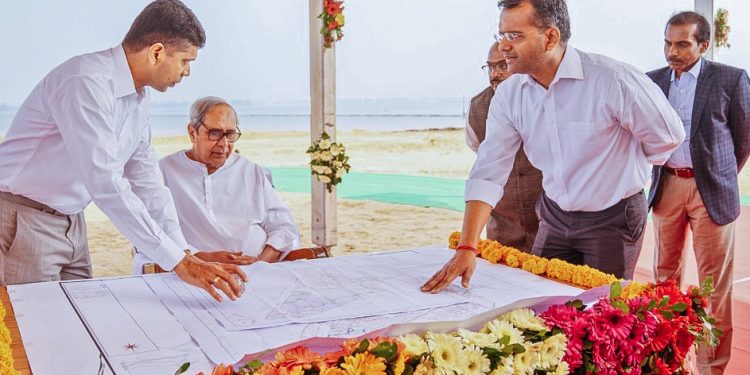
[318,0,344,48]
[540,278,721,374]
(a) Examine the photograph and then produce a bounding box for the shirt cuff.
[145,234,186,271]
[464,178,503,207]
[265,234,296,260]
[166,229,190,251]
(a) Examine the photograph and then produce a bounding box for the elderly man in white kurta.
[134,97,299,273]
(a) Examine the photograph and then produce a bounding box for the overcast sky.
[1,0,748,105]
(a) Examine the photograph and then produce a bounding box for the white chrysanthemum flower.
[500,308,548,332]
[538,334,567,370]
[318,175,331,183]
[513,344,539,375]
[489,356,514,375]
[335,168,344,178]
[321,166,332,174]
[426,332,466,374]
[457,328,501,349]
[552,361,570,375]
[399,333,429,356]
[319,139,332,150]
[310,151,321,160]
[463,345,491,375]
[330,144,342,156]
[483,319,524,345]
[320,151,333,161]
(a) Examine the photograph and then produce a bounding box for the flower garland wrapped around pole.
[319,0,344,48]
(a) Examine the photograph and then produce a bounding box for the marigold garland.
[448,231,619,289]
[0,298,18,375]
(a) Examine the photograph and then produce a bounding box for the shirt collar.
[112,44,138,98]
[670,58,702,82]
[523,47,584,87]
[180,150,239,175]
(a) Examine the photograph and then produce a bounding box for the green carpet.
[268,167,750,211]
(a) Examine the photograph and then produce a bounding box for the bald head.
[488,42,502,61]
[485,42,511,90]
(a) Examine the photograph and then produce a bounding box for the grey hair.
[188,96,239,130]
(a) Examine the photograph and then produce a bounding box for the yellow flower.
[412,357,436,375]
[426,332,466,373]
[335,14,345,27]
[321,368,345,375]
[399,333,429,356]
[318,175,332,183]
[0,301,6,320]
[448,231,461,249]
[500,308,548,332]
[505,252,521,268]
[0,325,10,345]
[621,281,649,299]
[340,352,386,375]
[392,351,407,375]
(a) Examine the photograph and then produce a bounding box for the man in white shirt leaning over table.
[134,97,301,273]
[0,0,247,302]
[422,0,686,293]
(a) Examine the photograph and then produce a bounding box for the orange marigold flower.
[273,346,326,371]
[448,231,461,249]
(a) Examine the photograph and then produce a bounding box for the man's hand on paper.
[195,250,257,265]
[420,250,477,293]
[173,254,248,302]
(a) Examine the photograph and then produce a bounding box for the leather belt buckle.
[665,167,695,178]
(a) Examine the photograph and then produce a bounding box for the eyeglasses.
[197,121,242,143]
[481,61,509,74]
[494,31,525,43]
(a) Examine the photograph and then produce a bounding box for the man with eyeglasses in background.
[0,0,248,303]
[465,42,542,252]
[134,97,301,274]
[423,0,686,293]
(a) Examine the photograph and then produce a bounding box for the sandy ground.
[17,128,750,277]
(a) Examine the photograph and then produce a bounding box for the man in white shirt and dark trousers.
[422,0,685,293]
[465,42,542,252]
[134,97,301,273]
[0,0,247,303]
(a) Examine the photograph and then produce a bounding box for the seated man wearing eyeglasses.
[133,96,300,273]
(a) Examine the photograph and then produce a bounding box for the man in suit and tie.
[647,11,750,374]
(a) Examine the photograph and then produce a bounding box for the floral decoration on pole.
[715,8,730,49]
[319,0,345,48]
[307,131,351,192]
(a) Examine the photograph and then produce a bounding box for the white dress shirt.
[466,47,686,212]
[132,151,300,272]
[665,59,701,169]
[0,45,189,270]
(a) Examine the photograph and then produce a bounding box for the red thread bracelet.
[455,245,479,256]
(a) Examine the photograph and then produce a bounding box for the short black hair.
[666,11,711,44]
[123,0,206,53]
[498,0,571,44]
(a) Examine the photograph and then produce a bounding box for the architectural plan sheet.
[146,247,583,364]
[9,246,584,373]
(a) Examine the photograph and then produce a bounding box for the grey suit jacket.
[646,58,750,225]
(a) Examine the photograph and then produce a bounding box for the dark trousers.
[532,191,647,279]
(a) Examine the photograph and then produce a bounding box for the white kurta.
[134,151,300,273]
